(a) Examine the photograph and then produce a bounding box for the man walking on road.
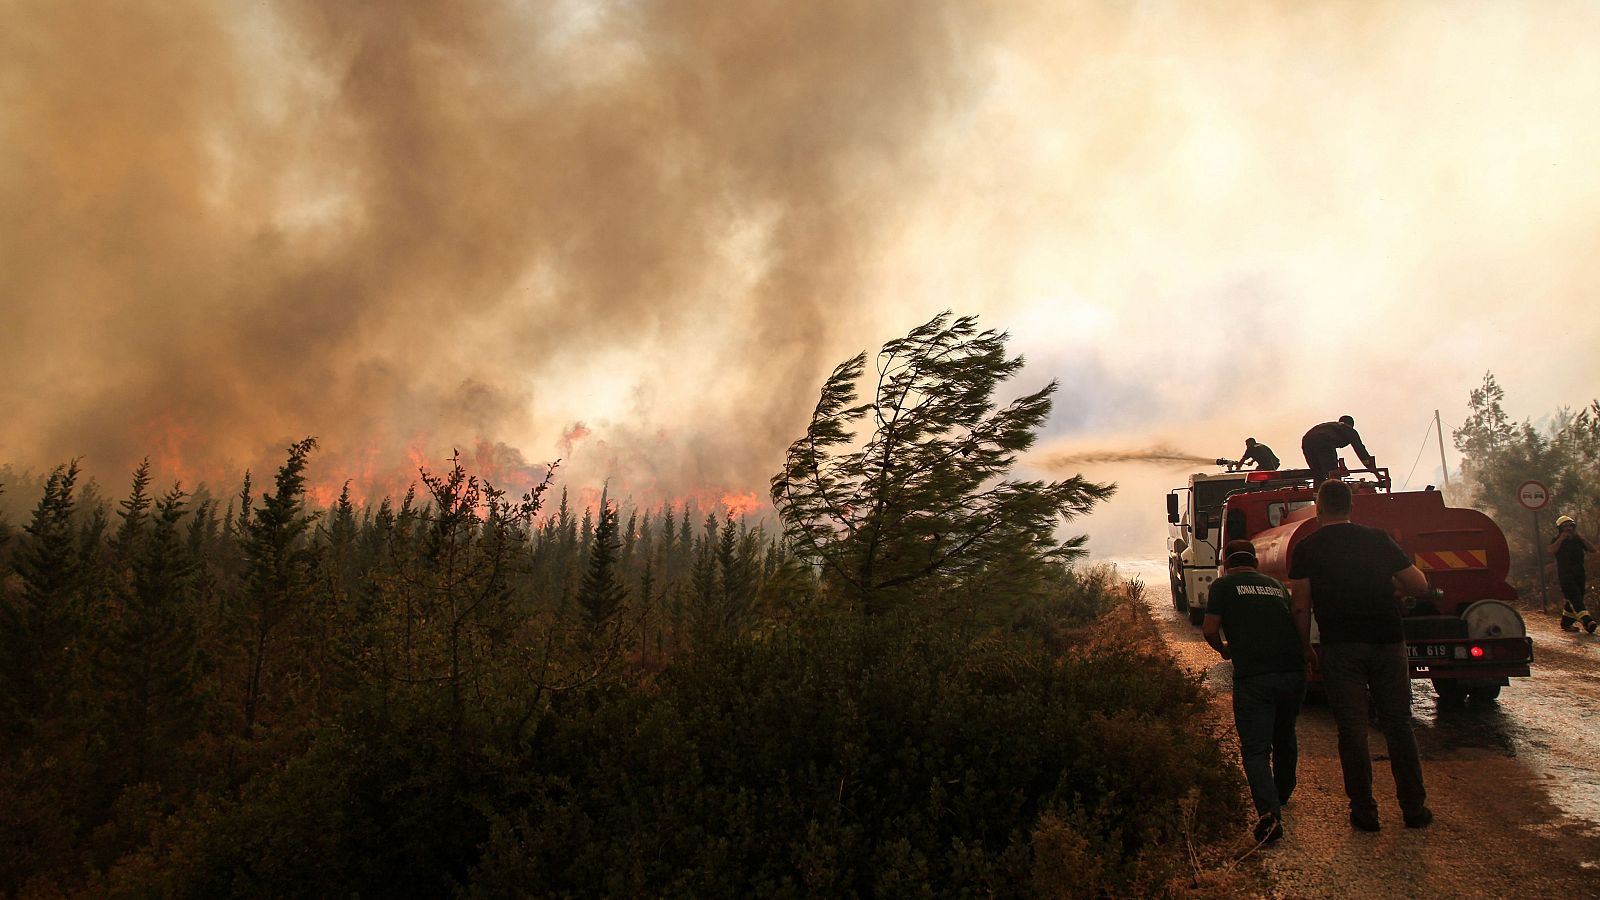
[1288,479,1433,832]
[1204,540,1304,844]
[1550,515,1597,634]
[1300,416,1376,483]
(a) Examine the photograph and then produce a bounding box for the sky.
[3,0,1599,557]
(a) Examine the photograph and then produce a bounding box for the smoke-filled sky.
[4,1,1599,555]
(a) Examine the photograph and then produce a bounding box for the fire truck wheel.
[1170,576,1188,613]
[1468,684,1501,703]
[1432,679,1468,702]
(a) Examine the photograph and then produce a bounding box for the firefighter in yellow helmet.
[1550,515,1597,633]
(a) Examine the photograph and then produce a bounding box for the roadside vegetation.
[0,314,1244,897]
[1451,372,1600,597]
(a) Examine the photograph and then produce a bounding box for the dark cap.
[1338,415,1355,427]
[1223,539,1257,568]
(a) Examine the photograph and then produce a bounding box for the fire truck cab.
[1165,467,1301,626]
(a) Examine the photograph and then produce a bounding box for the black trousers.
[1559,576,1594,630]
[1232,670,1306,817]
[1302,441,1339,482]
[1319,642,1427,818]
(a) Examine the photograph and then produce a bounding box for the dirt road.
[1146,583,1600,898]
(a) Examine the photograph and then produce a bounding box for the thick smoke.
[0,1,995,501]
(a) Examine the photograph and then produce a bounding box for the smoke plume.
[0,0,996,501]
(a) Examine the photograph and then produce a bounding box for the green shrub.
[108,595,1240,898]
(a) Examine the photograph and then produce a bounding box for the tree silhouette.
[577,503,628,640]
[2,462,84,735]
[772,312,1115,613]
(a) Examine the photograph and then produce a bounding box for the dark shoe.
[1350,809,1381,832]
[1404,807,1434,828]
[1254,814,1284,844]
[1587,621,1597,635]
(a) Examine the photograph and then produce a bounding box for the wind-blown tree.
[772,312,1115,614]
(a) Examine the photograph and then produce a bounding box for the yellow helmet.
[1556,515,1576,527]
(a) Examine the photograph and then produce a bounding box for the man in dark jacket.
[1204,540,1303,844]
[1301,416,1376,483]
[1289,479,1432,832]
[1240,438,1281,471]
[1550,515,1597,633]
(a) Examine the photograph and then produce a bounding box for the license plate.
[1407,643,1454,659]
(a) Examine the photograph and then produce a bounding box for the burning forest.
[8,0,1600,894]
[0,306,1252,896]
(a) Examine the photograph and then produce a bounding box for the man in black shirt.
[1288,480,1432,832]
[1550,515,1597,633]
[1300,416,1376,483]
[1240,438,1280,472]
[1204,540,1304,844]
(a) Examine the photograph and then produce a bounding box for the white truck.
[1164,467,1291,625]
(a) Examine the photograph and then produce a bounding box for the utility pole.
[1434,409,1450,488]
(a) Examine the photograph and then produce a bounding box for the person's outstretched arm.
[1348,430,1376,469]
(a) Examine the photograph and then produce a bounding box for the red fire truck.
[1173,465,1532,702]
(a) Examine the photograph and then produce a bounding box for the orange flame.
[115,422,773,532]
[721,491,763,519]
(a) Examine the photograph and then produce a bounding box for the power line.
[1400,415,1435,490]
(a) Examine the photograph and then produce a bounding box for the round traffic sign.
[1517,480,1550,511]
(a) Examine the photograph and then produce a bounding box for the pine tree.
[714,515,758,637]
[771,312,1115,613]
[236,470,254,531]
[186,496,215,558]
[1454,372,1516,466]
[76,486,112,621]
[112,458,154,560]
[579,505,595,562]
[329,481,358,551]
[239,439,319,736]
[621,507,638,570]
[659,503,676,559]
[686,513,720,648]
[100,485,200,784]
[577,504,628,641]
[2,463,85,736]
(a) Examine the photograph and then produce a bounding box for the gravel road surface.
[1145,580,1600,898]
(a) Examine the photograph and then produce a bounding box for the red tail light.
[1247,472,1272,482]
[1469,645,1485,658]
